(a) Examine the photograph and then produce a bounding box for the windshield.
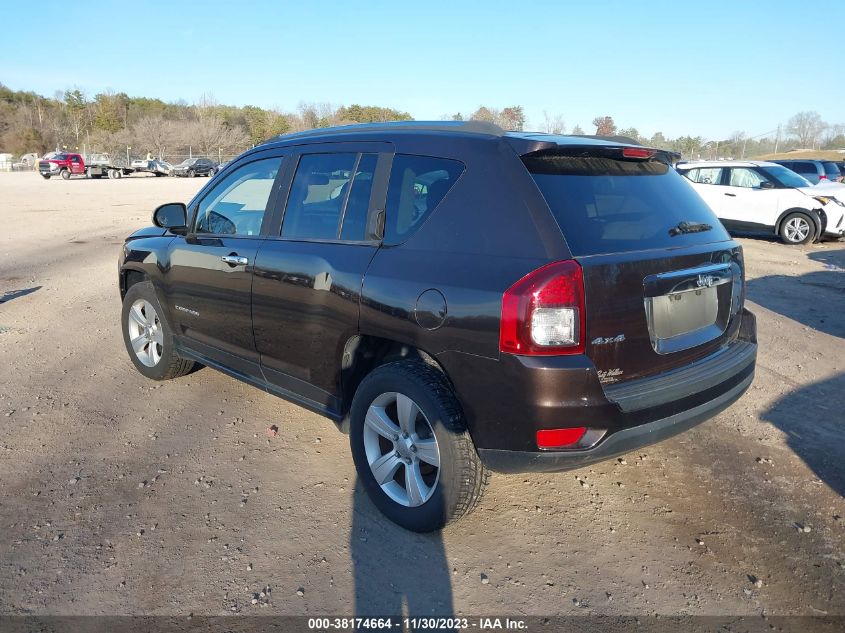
[524,152,730,256]
[760,165,812,188]
[179,159,196,166]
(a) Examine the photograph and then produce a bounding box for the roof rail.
[267,120,505,143]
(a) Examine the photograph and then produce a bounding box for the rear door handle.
[221,254,249,265]
[724,193,736,197]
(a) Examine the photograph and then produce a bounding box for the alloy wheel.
[784,217,810,243]
[363,392,440,507]
[126,299,164,367]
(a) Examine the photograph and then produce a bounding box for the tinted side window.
[384,154,465,245]
[282,153,357,240]
[195,157,281,236]
[340,153,378,241]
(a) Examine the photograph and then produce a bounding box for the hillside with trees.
[1,83,842,162]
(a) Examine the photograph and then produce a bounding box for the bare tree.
[541,111,565,134]
[132,116,181,159]
[787,111,825,148]
[180,116,249,157]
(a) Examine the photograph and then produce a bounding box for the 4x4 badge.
[592,334,625,345]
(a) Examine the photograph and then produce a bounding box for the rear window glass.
[384,154,464,245]
[524,152,730,256]
[822,162,841,177]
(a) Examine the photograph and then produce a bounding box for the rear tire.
[779,212,815,245]
[349,360,488,532]
[121,281,195,381]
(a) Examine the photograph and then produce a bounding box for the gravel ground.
[0,171,843,617]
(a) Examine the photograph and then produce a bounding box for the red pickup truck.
[38,153,132,180]
[39,153,86,179]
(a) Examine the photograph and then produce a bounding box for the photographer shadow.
[760,372,845,498]
[350,482,455,621]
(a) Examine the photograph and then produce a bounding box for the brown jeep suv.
[118,121,757,531]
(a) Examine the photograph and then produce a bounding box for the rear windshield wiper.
[669,221,712,237]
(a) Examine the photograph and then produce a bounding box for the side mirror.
[759,181,775,189]
[153,202,188,234]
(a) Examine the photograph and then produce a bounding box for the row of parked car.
[34,151,222,179]
[676,158,845,244]
[130,157,221,178]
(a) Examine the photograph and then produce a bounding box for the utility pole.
[774,125,780,154]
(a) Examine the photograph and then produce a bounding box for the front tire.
[41,173,50,180]
[779,212,814,245]
[121,281,195,381]
[349,360,488,532]
[187,169,195,178]
[60,169,70,180]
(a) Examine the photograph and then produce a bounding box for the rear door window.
[682,167,723,184]
[282,152,379,241]
[524,151,730,256]
[383,155,464,245]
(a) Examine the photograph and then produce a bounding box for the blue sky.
[2,0,842,140]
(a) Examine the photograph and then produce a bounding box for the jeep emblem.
[697,274,716,288]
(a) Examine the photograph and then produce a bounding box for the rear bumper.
[441,308,757,473]
[478,369,753,473]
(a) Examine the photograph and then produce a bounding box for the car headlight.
[814,196,845,207]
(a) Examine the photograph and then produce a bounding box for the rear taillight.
[500,260,585,355]
[820,174,828,180]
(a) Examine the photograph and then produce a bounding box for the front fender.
[119,234,177,300]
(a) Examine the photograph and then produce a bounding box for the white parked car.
[677,161,845,244]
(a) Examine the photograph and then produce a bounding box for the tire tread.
[365,359,488,525]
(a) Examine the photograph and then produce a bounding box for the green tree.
[93,93,123,133]
[617,127,642,143]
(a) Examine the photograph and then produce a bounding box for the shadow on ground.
[351,482,454,620]
[760,372,845,498]
[0,286,41,305]
[746,248,845,339]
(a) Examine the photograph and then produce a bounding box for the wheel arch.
[119,267,150,301]
[775,207,822,241]
[338,334,451,432]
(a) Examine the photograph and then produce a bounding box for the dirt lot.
[0,171,843,617]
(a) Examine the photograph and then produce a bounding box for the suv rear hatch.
[522,145,745,385]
